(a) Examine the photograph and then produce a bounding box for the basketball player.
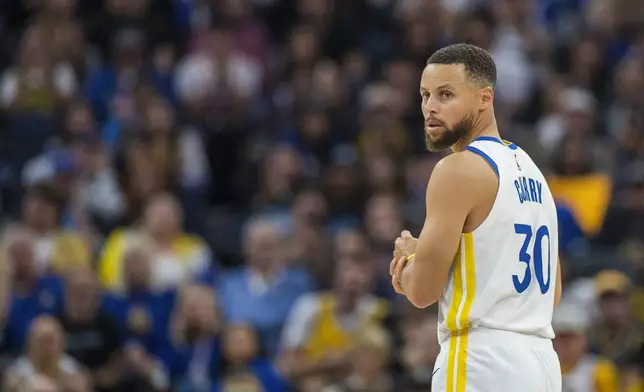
[389,44,563,392]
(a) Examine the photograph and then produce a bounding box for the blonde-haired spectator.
[4,316,85,391]
[98,193,213,291]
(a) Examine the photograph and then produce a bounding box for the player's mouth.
[426,121,444,135]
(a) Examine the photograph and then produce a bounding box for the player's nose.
[421,100,438,117]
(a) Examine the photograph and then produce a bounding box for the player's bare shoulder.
[427,151,498,231]
[430,151,498,195]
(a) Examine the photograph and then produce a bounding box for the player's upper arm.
[408,151,498,307]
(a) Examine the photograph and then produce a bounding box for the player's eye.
[421,92,430,100]
[440,91,453,100]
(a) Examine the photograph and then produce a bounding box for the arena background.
[0,0,642,391]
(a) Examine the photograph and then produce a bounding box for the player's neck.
[451,116,499,153]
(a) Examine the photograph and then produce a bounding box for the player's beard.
[425,111,476,152]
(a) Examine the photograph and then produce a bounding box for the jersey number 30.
[513,224,551,294]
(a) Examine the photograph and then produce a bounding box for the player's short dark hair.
[427,43,497,88]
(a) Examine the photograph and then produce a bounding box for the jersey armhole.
[463,145,502,234]
[465,146,499,179]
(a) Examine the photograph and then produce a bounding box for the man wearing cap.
[588,270,644,367]
[552,301,618,392]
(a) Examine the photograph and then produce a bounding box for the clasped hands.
[390,230,418,295]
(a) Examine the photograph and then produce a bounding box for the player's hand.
[393,230,418,265]
[390,255,409,295]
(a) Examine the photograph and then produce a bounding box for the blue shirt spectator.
[220,267,313,357]
[7,275,64,352]
[101,289,176,355]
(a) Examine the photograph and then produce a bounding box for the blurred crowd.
[0,0,643,391]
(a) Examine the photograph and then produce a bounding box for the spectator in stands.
[553,301,619,392]
[252,146,304,213]
[597,162,644,251]
[214,323,288,392]
[322,325,394,392]
[397,315,440,390]
[99,193,212,291]
[278,250,387,389]
[101,238,175,357]
[364,193,404,283]
[357,83,410,161]
[169,284,221,392]
[4,316,85,391]
[22,130,125,235]
[18,183,91,275]
[288,188,331,285]
[220,218,313,357]
[58,268,125,392]
[84,0,175,123]
[100,238,175,391]
[3,229,64,353]
[324,229,367,290]
[0,24,76,115]
[588,270,644,367]
[114,95,197,220]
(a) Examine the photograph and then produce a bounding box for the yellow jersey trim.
[446,233,476,392]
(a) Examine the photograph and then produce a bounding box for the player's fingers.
[389,255,403,276]
[393,243,402,259]
[394,256,407,279]
[389,257,397,276]
[401,230,412,239]
[391,275,404,294]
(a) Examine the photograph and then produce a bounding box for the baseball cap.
[552,302,589,333]
[594,270,630,297]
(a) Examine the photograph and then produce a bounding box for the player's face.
[419,64,479,152]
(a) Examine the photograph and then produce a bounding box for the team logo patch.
[128,306,151,333]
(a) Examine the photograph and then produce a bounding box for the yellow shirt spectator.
[547,174,612,236]
[0,226,91,275]
[562,356,618,392]
[98,228,210,292]
[280,292,389,361]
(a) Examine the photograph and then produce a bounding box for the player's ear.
[479,86,494,110]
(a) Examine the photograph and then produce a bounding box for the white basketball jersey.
[437,136,559,343]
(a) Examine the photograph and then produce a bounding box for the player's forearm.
[401,259,442,308]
